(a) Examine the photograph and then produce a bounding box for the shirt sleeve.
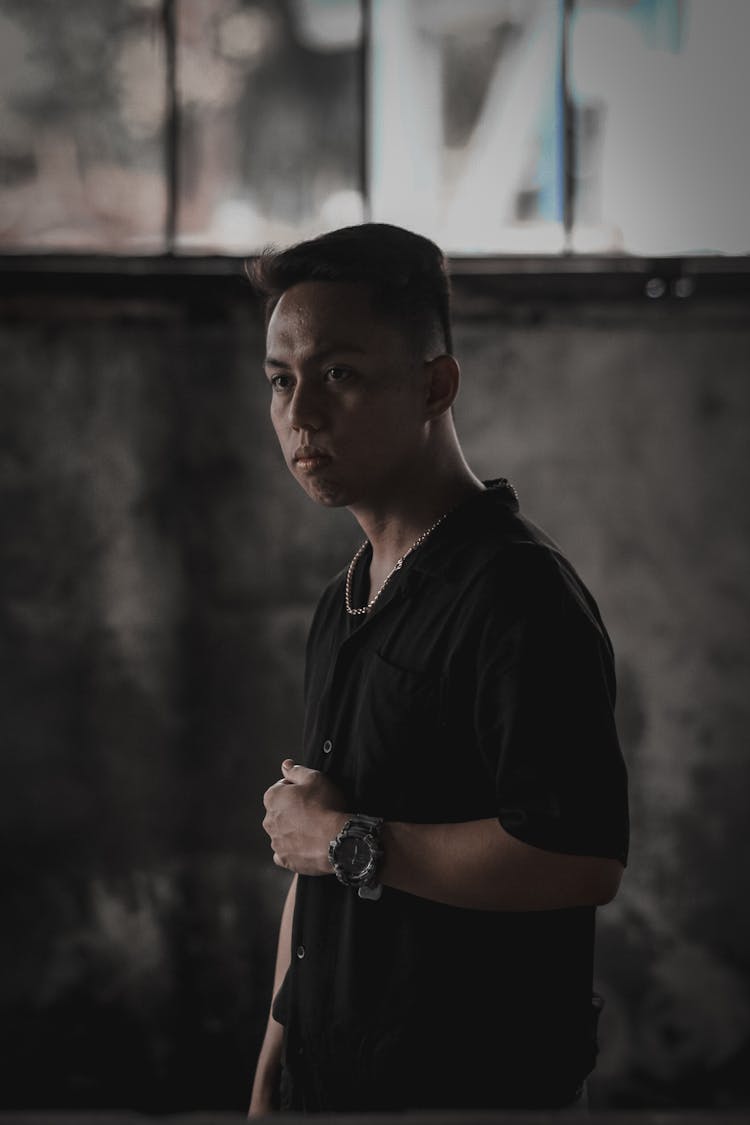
[472,550,630,865]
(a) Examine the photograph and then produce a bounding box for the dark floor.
[2,1111,750,1125]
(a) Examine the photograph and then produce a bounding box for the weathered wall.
[453,295,750,1108]
[0,279,748,1111]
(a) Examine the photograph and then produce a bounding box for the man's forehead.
[265,280,393,352]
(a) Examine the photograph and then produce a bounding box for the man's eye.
[325,366,351,383]
[270,374,293,391]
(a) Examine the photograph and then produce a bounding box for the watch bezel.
[328,816,384,890]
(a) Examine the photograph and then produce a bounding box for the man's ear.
[424,354,460,419]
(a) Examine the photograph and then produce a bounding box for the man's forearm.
[271,872,297,1008]
[378,818,623,911]
[263,764,623,911]
[248,874,297,1116]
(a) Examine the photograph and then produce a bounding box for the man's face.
[264,281,429,509]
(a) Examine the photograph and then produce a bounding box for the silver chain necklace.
[344,511,451,616]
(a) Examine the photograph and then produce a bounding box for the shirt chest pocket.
[350,650,444,819]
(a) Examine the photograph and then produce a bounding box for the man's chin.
[299,477,350,509]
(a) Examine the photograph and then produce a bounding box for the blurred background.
[1,0,749,1114]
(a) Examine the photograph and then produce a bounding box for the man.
[247,223,629,1114]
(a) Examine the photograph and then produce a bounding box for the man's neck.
[350,464,485,582]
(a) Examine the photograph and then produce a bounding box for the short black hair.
[246,222,453,355]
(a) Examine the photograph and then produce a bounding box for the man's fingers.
[281,761,316,782]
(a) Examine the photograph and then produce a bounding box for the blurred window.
[569,0,750,254]
[0,0,168,252]
[0,0,747,256]
[174,0,364,251]
[369,0,566,253]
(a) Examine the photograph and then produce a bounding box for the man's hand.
[262,760,349,876]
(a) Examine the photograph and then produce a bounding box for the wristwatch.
[328,814,384,900]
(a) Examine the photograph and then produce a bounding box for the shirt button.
[296,944,305,959]
[322,739,333,754]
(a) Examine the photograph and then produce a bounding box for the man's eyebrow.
[264,345,368,369]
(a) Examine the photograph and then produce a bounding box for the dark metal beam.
[1,255,749,307]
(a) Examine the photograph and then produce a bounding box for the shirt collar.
[408,478,520,581]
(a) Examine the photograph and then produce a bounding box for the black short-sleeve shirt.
[274,480,629,1112]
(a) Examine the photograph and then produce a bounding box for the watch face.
[338,835,370,875]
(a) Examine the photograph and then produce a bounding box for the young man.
[247,224,629,1115]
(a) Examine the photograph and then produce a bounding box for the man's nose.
[289,381,324,431]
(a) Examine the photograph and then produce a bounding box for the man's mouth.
[293,447,332,472]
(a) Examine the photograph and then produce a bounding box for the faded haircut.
[246,222,453,356]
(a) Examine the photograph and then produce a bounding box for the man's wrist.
[327,814,385,898]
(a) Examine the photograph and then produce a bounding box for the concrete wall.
[1,275,748,1110]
